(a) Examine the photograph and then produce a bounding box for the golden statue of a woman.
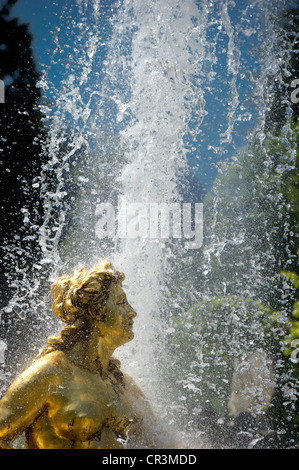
[0,260,173,449]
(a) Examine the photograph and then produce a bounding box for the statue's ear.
[69,286,90,308]
[70,287,80,307]
[72,284,99,307]
[88,304,106,322]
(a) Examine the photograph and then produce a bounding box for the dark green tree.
[164,2,299,447]
[264,1,299,132]
[0,0,46,310]
[0,0,48,382]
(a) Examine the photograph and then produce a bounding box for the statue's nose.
[130,309,137,318]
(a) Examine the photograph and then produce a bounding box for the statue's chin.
[118,331,134,346]
[127,332,134,342]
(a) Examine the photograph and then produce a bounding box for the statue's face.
[97,283,137,346]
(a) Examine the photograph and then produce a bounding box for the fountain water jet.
[1,0,298,448]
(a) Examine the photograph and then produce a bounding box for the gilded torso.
[25,352,140,449]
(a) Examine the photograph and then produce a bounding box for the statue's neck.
[66,324,117,376]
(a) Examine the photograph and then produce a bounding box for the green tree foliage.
[202,123,299,310]
[164,2,299,445]
[166,293,298,446]
[186,117,299,447]
[281,249,299,367]
[166,295,285,416]
[286,118,299,238]
[264,1,299,131]
[199,1,299,306]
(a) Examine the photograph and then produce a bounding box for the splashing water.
[2,0,299,448]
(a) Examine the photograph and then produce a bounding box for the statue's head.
[38,260,135,374]
[51,260,125,325]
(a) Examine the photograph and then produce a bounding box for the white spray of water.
[102,0,210,402]
[3,0,297,446]
[31,0,210,416]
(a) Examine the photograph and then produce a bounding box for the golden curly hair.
[36,260,125,359]
[51,260,125,324]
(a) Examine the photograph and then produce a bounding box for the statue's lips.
[127,313,136,328]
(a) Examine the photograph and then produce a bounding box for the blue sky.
[11,0,115,69]
[7,0,284,190]
[11,0,62,68]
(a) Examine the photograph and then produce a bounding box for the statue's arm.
[0,359,52,448]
